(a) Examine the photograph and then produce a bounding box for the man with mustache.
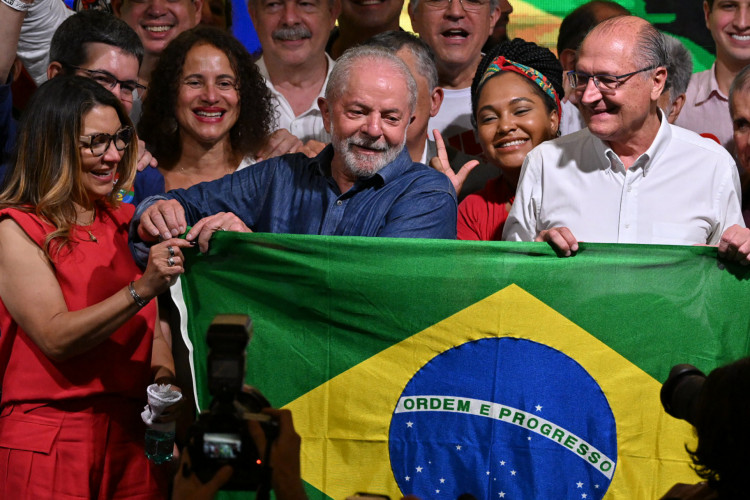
[129,46,457,264]
[249,0,339,155]
[503,16,750,264]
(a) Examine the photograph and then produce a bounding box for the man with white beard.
[129,46,457,265]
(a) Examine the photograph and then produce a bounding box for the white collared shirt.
[503,111,744,245]
[256,55,333,144]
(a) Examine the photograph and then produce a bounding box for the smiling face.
[77,42,141,114]
[575,27,664,147]
[249,0,337,68]
[176,43,240,147]
[409,0,499,86]
[321,61,412,178]
[476,72,558,183]
[338,0,403,31]
[705,0,750,69]
[114,0,202,60]
[79,105,124,201]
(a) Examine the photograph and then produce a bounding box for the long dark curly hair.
[471,38,564,124]
[138,26,274,168]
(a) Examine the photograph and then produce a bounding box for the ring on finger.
[167,256,175,267]
[167,246,175,257]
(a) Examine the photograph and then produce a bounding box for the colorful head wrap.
[477,55,562,119]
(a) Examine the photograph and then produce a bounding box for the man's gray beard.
[332,125,407,179]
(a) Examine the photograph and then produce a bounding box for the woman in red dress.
[0,75,191,499]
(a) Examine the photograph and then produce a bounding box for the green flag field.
[176,234,750,499]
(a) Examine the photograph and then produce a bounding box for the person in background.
[658,33,693,124]
[362,30,495,200]
[135,26,275,206]
[326,0,404,60]
[248,0,338,154]
[453,38,562,240]
[0,75,189,498]
[729,64,750,226]
[409,0,500,159]
[111,0,203,103]
[675,0,750,151]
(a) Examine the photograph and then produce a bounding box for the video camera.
[186,314,279,491]
[660,363,707,426]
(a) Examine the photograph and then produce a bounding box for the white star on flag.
[405,476,410,481]
[416,466,423,473]
[535,405,543,412]
[456,445,461,450]
[498,493,505,498]
[440,478,445,484]
[582,494,587,499]
[595,485,600,489]
[577,482,583,488]
[406,421,413,428]
[500,460,506,466]
[510,470,517,476]
[435,490,440,494]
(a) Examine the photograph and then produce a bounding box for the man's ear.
[47,61,63,80]
[704,0,711,30]
[318,97,331,133]
[667,93,686,124]
[559,48,576,72]
[430,87,444,118]
[193,0,204,24]
[111,0,123,16]
[651,66,668,101]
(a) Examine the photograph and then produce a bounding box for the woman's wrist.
[128,281,150,308]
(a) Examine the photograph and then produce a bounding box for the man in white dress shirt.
[503,15,750,264]
[248,0,338,154]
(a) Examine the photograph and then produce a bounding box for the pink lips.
[193,107,225,122]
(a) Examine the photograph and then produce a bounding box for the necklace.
[77,207,98,243]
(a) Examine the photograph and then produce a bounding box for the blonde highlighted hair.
[0,75,137,258]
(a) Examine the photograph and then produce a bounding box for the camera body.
[186,314,278,491]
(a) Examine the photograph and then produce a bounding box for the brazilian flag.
[177,233,750,499]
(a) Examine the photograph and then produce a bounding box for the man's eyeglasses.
[79,127,134,157]
[69,66,146,100]
[567,65,658,94]
[422,0,489,13]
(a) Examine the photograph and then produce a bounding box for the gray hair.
[730,64,750,117]
[409,0,500,15]
[361,30,439,93]
[662,33,693,105]
[635,20,669,69]
[325,45,418,115]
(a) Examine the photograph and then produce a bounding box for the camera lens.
[660,364,706,426]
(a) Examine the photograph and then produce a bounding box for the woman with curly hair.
[434,38,563,240]
[133,26,279,206]
[0,75,189,497]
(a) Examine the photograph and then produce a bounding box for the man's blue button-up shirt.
[130,146,457,266]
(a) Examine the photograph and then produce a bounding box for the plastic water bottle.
[145,421,175,464]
